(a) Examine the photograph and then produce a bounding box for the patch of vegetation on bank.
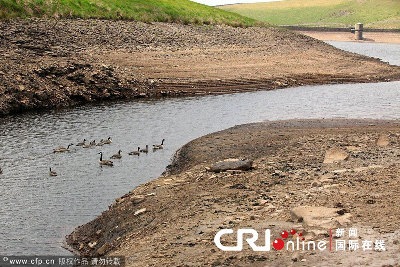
[220,0,400,29]
[0,0,259,26]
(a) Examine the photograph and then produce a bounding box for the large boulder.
[208,158,253,173]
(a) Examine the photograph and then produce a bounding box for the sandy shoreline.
[66,119,400,266]
[1,19,400,116]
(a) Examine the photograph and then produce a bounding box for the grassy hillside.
[0,0,259,26]
[220,0,400,29]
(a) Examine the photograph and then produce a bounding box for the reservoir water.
[0,41,399,254]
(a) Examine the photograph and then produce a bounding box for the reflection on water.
[0,42,399,254]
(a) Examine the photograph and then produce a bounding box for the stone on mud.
[88,241,97,249]
[208,158,253,173]
[323,148,349,163]
[134,208,147,216]
[131,195,145,204]
[96,243,109,256]
[291,206,351,229]
[376,134,390,147]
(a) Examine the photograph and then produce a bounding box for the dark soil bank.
[2,19,400,116]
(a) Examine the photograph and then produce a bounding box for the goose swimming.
[153,139,165,150]
[99,152,113,166]
[54,144,73,153]
[128,147,140,156]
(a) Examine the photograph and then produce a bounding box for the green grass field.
[220,0,400,29]
[0,0,260,26]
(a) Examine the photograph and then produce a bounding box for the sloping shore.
[66,119,400,266]
[2,19,400,116]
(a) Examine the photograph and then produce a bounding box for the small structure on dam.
[354,23,363,40]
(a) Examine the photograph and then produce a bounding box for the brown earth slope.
[1,19,400,116]
[66,119,400,266]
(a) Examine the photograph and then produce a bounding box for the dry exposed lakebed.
[2,19,400,116]
[67,119,400,266]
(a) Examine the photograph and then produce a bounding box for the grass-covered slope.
[220,0,400,29]
[0,0,258,26]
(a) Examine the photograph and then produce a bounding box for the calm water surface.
[0,42,399,254]
[327,41,400,66]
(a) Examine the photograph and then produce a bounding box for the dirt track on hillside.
[1,19,400,116]
[66,119,400,266]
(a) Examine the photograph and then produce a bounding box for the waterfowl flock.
[49,138,165,176]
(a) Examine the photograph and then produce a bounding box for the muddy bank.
[66,119,400,266]
[298,31,400,44]
[2,19,400,116]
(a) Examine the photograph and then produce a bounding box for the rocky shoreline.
[66,119,400,266]
[2,19,400,116]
